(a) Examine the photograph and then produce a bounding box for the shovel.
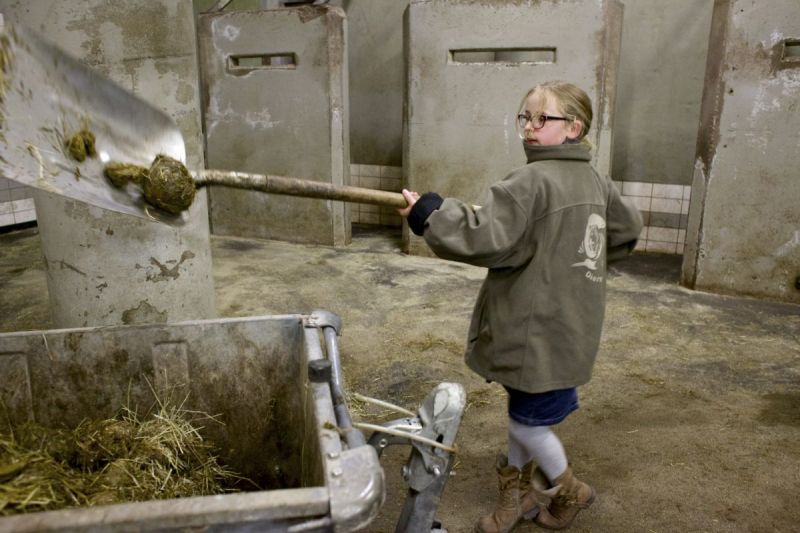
[0,21,406,226]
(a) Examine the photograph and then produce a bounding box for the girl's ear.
[567,119,583,140]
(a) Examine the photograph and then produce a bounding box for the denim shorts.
[505,386,579,427]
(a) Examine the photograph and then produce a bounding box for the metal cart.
[0,311,465,532]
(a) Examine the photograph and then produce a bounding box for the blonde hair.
[519,81,593,145]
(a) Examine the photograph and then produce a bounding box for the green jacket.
[421,143,642,393]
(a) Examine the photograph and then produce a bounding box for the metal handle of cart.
[305,311,466,533]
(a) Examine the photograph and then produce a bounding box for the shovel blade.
[0,20,188,224]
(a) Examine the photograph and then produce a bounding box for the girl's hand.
[397,189,420,218]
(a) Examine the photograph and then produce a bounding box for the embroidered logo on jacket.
[572,213,606,282]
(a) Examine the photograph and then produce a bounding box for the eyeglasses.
[517,113,569,129]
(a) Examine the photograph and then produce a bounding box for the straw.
[0,400,244,516]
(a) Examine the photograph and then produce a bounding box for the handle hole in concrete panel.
[449,48,556,65]
[782,39,800,61]
[228,53,297,72]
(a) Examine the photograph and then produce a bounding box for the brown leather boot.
[534,465,596,530]
[475,454,522,533]
[519,461,560,520]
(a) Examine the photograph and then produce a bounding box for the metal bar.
[321,326,366,449]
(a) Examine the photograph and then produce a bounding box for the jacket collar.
[523,142,592,164]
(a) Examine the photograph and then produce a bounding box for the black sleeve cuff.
[407,192,444,236]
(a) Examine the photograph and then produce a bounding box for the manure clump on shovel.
[103,162,148,188]
[144,154,196,214]
[104,154,196,215]
[65,129,97,162]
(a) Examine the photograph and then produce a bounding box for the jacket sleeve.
[606,179,643,262]
[422,182,532,269]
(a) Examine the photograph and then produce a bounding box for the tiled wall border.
[350,164,403,227]
[614,180,691,255]
[0,178,36,228]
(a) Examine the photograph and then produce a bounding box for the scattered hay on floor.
[0,401,244,516]
[385,332,465,359]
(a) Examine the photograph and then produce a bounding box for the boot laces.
[495,479,516,508]
[553,491,591,509]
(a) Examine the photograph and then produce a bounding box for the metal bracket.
[368,417,423,457]
[303,312,464,532]
[304,309,342,335]
[364,382,466,533]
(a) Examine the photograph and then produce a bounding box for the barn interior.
[0,1,798,532]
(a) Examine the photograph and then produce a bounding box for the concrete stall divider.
[682,0,800,303]
[199,5,351,246]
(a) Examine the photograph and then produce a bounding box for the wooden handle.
[194,170,407,208]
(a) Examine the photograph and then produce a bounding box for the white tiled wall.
[350,164,403,227]
[615,180,692,255]
[0,178,37,228]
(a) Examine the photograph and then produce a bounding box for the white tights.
[507,418,568,483]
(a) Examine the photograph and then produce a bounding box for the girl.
[398,81,642,532]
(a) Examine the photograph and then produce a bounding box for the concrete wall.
[345,0,714,186]
[682,0,800,304]
[195,0,404,169]
[404,0,622,255]
[612,0,713,186]
[346,0,407,167]
[198,6,350,246]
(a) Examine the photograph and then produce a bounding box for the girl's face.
[520,91,582,146]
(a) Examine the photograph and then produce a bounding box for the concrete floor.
[1,224,799,532]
